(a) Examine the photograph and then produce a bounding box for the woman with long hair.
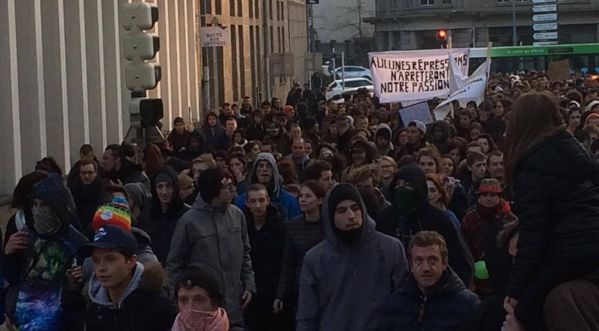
[503,91,599,331]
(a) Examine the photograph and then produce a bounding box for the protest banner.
[399,101,434,126]
[436,59,491,109]
[369,49,470,103]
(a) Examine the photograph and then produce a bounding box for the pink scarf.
[171,307,230,331]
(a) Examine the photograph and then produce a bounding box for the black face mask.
[334,227,362,244]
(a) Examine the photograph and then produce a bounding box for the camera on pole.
[121,3,164,146]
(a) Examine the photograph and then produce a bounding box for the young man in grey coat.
[297,183,408,331]
[167,168,256,329]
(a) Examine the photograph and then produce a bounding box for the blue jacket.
[234,153,301,220]
[375,269,479,331]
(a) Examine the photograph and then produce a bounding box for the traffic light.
[121,3,164,145]
[121,3,161,91]
[436,29,447,48]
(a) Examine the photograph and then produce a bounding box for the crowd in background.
[3,70,599,331]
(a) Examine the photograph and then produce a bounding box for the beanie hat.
[197,168,225,203]
[154,172,174,186]
[175,264,224,306]
[327,184,364,225]
[92,196,132,232]
[408,120,427,135]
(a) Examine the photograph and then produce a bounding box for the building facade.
[200,0,309,112]
[313,0,376,66]
[0,0,201,196]
[366,0,599,51]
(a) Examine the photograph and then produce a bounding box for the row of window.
[419,0,527,4]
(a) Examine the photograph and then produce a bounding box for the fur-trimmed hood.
[88,262,166,308]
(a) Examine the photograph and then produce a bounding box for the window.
[230,0,235,16]
[269,0,273,19]
[254,0,259,18]
[249,0,253,18]
[237,0,242,16]
[442,0,451,3]
[216,0,222,15]
[420,0,434,5]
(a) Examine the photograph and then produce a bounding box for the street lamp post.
[512,0,517,46]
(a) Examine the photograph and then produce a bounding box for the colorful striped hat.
[92,196,131,232]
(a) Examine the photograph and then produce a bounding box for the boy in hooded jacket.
[234,153,301,220]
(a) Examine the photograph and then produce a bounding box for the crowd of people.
[2,71,599,331]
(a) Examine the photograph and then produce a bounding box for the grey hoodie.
[375,123,394,156]
[167,194,256,327]
[89,262,145,309]
[296,185,408,331]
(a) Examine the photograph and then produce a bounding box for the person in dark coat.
[274,181,326,315]
[461,178,515,298]
[245,110,267,141]
[102,144,150,189]
[3,174,88,331]
[297,184,408,331]
[374,231,479,331]
[429,120,455,155]
[167,117,191,153]
[376,164,473,286]
[175,130,208,162]
[137,166,189,265]
[80,225,177,331]
[68,158,107,238]
[201,112,228,152]
[503,91,599,331]
[242,184,287,331]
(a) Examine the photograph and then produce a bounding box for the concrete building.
[0,0,201,201]
[201,0,309,111]
[313,0,376,66]
[366,0,599,51]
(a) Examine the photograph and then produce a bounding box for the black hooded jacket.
[243,206,286,303]
[376,165,473,285]
[137,166,190,264]
[374,268,479,331]
[507,130,599,299]
[68,175,107,238]
[429,120,454,155]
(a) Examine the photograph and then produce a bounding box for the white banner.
[369,49,470,103]
[436,59,491,109]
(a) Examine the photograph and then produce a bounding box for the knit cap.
[92,195,132,232]
[327,184,364,225]
[476,178,502,195]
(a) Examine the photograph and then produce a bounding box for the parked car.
[332,66,371,79]
[325,77,374,100]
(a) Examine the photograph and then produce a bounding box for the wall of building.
[368,0,599,50]
[0,0,202,196]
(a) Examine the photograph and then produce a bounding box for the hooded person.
[296,184,408,331]
[245,110,267,141]
[137,166,190,265]
[374,123,395,157]
[2,173,89,331]
[167,168,256,329]
[429,120,454,155]
[172,266,230,331]
[201,112,229,152]
[176,130,208,162]
[234,153,301,220]
[376,164,474,286]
